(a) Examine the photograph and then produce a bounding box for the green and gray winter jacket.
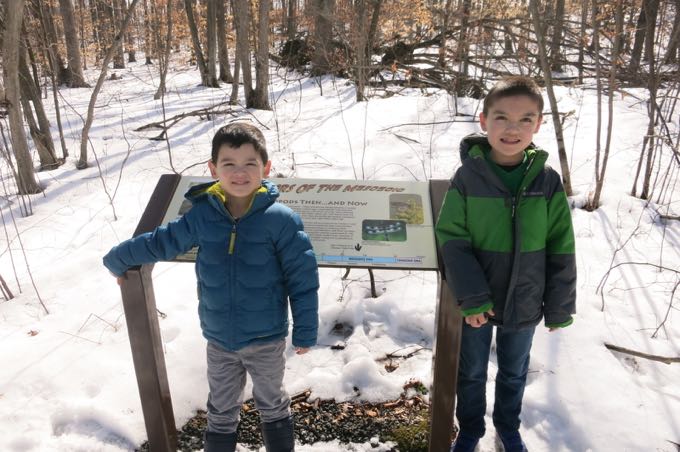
[435,134,576,330]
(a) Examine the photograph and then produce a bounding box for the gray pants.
[206,339,291,434]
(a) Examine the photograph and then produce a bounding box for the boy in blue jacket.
[104,122,319,452]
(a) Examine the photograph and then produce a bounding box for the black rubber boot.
[203,430,237,452]
[261,416,295,452]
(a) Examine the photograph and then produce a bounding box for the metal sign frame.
[118,174,461,451]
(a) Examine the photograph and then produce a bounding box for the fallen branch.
[134,102,239,134]
[604,343,680,365]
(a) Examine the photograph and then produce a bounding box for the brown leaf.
[27,330,39,336]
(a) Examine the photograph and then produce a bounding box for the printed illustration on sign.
[389,194,424,224]
[362,220,407,242]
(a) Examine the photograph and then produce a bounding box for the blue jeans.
[456,322,535,438]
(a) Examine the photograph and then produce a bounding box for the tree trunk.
[112,0,126,68]
[502,24,514,56]
[528,0,572,196]
[366,0,381,63]
[3,0,42,194]
[287,0,296,41]
[206,0,219,87]
[58,0,89,86]
[629,4,646,73]
[252,0,271,109]
[77,0,88,69]
[89,0,102,61]
[664,0,680,63]
[230,48,241,105]
[550,0,565,71]
[439,0,454,66]
[643,0,659,63]
[35,0,68,84]
[353,0,368,102]
[78,0,140,169]
[154,0,173,99]
[589,0,623,210]
[126,5,137,62]
[19,36,59,169]
[578,0,587,83]
[184,0,210,86]
[311,0,334,75]
[232,0,254,105]
[639,0,659,200]
[457,0,471,76]
[217,0,233,82]
[143,0,154,63]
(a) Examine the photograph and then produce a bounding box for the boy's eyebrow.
[217,155,259,163]
[490,109,538,117]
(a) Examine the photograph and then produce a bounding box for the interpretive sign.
[161,177,439,270]
[121,174,458,452]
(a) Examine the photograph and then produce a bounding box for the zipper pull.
[228,224,236,254]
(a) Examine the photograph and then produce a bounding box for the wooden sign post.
[118,175,461,451]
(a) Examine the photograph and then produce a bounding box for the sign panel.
[160,177,438,270]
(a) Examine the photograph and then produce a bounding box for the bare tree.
[665,0,680,63]
[252,0,271,109]
[18,34,59,169]
[206,0,219,86]
[286,0,296,41]
[217,0,233,82]
[232,0,254,105]
[529,0,572,195]
[33,0,68,84]
[112,0,126,68]
[3,0,42,195]
[58,0,89,86]
[311,0,335,75]
[184,0,213,86]
[78,0,141,169]
[550,0,565,71]
[154,0,173,99]
[352,0,369,101]
[588,0,623,210]
[633,0,661,199]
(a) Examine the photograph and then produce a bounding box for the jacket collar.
[185,179,279,218]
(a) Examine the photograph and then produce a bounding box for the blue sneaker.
[451,431,480,452]
[497,430,528,452]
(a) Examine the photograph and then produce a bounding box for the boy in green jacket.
[435,76,576,452]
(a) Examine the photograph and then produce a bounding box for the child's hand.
[295,347,310,355]
[110,271,125,286]
[464,308,495,328]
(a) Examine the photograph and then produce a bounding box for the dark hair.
[482,76,544,116]
[211,122,268,164]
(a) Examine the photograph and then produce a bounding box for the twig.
[59,331,101,345]
[652,279,679,339]
[604,343,680,365]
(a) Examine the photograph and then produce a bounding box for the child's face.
[208,143,271,201]
[479,95,542,165]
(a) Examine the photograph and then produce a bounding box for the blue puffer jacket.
[103,179,319,351]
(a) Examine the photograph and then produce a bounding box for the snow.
[1,57,679,452]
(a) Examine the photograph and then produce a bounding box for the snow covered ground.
[0,57,679,452]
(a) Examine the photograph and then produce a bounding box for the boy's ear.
[208,160,218,178]
[263,160,272,178]
[479,112,488,131]
[533,115,543,133]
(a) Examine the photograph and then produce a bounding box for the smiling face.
[479,95,542,165]
[208,143,271,203]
